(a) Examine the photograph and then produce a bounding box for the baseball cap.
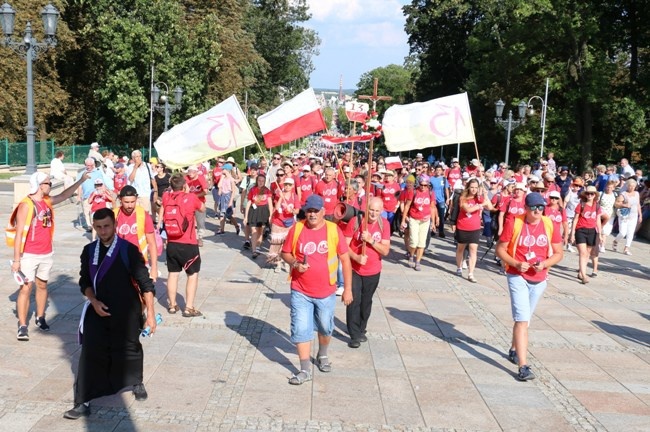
[223,163,233,171]
[451,157,459,163]
[302,165,311,171]
[302,194,324,211]
[470,158,479,166]
[416,153,423,158]
[525,192,547,207]
[90,142,99,148]
[94,178,103,185]
[28,172,49,195]
[115,162,124,169]
[283,177,295,185]
[515,182,527,190]
[119,185,138,198]
[528,175,540,183]
[549,191,561,199]
[227,156,235,163]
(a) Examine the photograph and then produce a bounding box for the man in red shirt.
[446,157,462,186]
[281,195,352,385]
[314,167,339,220]
[297,165,316,207]
[115,185,158,282]
[343,197,390,348]
[160,174,205,317]
[380,170,400,231]
[10,171,89,340]
[497,192,563,381]
[185,165,208,247]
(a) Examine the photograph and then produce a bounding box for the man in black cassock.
[64,208,157,420]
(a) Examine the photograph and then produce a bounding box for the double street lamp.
[152,83,183,132]
[1,2,59,174]
[494,99,527,168]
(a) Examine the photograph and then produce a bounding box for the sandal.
[316,355,332,373]
[467,274,477,283]
[182,307,202,318]
[167,300,179,314]
[252,252,260,259]
[288,370,312,385]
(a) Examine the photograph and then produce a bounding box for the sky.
[305,0,411,90]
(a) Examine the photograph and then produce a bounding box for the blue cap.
[525,192,547,207]
[223,163,233,171]
[302,194,324,211]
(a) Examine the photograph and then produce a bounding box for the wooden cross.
[358,78,392,112]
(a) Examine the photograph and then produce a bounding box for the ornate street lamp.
[1,2,59,174]
[494,99,527,167]
[152,82,183,132]
[527,78,550,158]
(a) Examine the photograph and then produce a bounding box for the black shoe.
[63,403,90,420]
[358,335,368,343]
[439,232,446,238]
[17,325,29,341]
[243,240,251,250]
[517,365,536,381]
[508,349,518,365]
[133,383,148,401]
[347,339,361,349]
[35,316,50,331]
[84,227,93,233]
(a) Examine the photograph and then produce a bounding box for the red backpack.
[163,193,189,239]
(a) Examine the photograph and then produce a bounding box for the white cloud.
[306,0,405,23]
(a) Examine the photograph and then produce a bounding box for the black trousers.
[346,271,381,340]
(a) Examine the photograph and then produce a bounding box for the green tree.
[355,64,412,114]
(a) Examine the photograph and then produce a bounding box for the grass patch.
[0,172,18,180]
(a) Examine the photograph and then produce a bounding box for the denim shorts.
[507,274,547,322]
[290,290,336,343]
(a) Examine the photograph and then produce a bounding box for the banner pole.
[361,137,375,256]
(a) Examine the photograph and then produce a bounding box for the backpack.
[163,193,189,239]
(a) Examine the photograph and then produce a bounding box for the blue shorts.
[507,274,547,322]
[290,290,336,343]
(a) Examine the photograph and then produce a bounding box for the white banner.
[345,101,369,122]
[154,95,257,169]
[383,92,476,152]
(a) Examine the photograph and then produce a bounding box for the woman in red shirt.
[569,185,602,284]
[455,179,494,282]
[244,175,273,258]
[400,175,438,271]
[268,177,299,271]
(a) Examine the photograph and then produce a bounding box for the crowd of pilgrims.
[148,149,647,285]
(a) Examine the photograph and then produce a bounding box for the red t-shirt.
[447,167,461,185]
[162,191,203,245]
[297,176,316,206]
[501,216,562,282]
[186,175,208,203]
[113,174,127,194]
[399,186,415,204]
[23,198,53,255]
[212,166,223,186]
[381,181,400,213]
[408,188,436,220]
[89,191,111,213]
[281,223,348,298]
[271,192,299,227]
[500,196,526,220]
[343,217,390,276]
[247,186,272,207]
[456,196,483,231]
[116,209,155,248]
[315,180,339,215]
[574,202,602,230]
[544,206,566,232]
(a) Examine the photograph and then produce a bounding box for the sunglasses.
[95,184,103,187]
[585,192,595,196]
[273,157,282,160]
[40,182,52,187]
[550,197,560,200]
[528,205,545,211]
[277,173,285,176]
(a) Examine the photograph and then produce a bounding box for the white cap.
[227,156,235,163]
[416,153,423,158]
[302,165,311,171]
[187,165,199,172]
[283,177,295,185]
[471,158,479,166]
[462,172,470,179]
[29,172,49,195]
[529,175,540,182]
[90,142,99,148]
[515,182,527,190]
[451,157,459,163]
[549,190,561,198]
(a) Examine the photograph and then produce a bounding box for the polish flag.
[384,156,403,171]
[258,88,327,148]
[321,134,374,145]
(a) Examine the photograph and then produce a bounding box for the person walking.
[343,197,390,348]
[160,174,205,317]
[215,164,241,235]
[77,158,112,232]
[598,180,618,252]
[496,193,563,381]
[185,165,208,247]
[400,175,439,271]
[268,177,299,272]
[64,208,156,419]
[569,185,602,284]
[280,195,352,385]
[9,171,89,340]
[126,150,156,213]
[613,178,642,255]
[244,174,272,259]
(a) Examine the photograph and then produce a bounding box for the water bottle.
[141,313,163,337]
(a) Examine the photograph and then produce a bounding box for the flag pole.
[361,137,375,256]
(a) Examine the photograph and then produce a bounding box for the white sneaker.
[462,259,468,269]
[567,245,576,253]
[598,245,605,254]
[335,287,344,296]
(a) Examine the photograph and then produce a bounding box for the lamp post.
[494,99,527,167]
[527,78,550,158]
[152,82,182,132]
[1,2,59,175]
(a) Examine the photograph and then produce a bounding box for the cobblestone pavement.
[0,196,648,432]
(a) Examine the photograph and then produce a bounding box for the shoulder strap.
[119,239,130,272]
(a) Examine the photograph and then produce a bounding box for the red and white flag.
[384,156,403,171]
[258,88,327,148]
[321,134,374,145]
[383,92,476,152]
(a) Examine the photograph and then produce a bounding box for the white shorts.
[20,252,54,283]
